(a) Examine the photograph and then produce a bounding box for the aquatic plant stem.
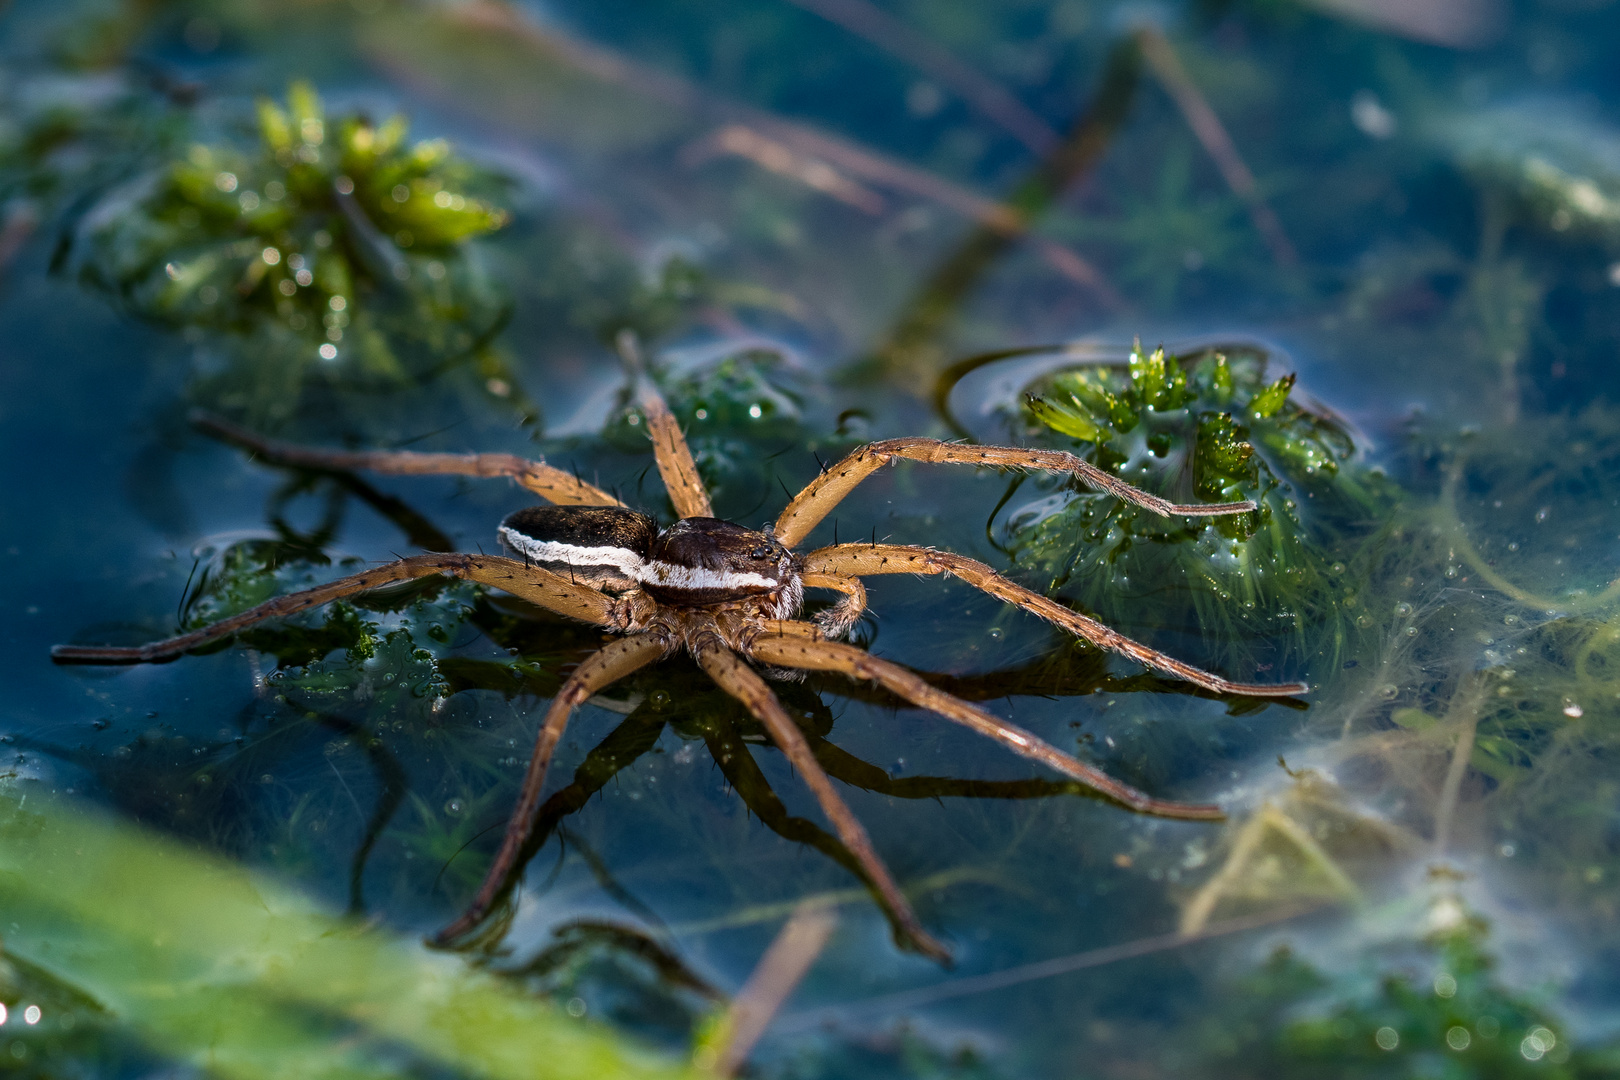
[786,0,1061,155]
[700,900,838,1077]
[873,35,1142,382]
[777,902,1324,1027]
[1438,461,1620,615]
[1432,674,1484,857]
[1136,27,1297,267]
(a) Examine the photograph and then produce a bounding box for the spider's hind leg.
[695,642,952,963]
[434,632,670,946]
[746,635,1224,821]
[803,543,1308,697]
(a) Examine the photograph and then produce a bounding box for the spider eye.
[750,547,771,559]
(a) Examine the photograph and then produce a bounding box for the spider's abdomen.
[642,518,801,616]
[498,505,658,593]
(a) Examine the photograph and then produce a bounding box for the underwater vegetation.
[73,81,510,404]
[977,341,1391,671]
[1190,909,1617,1079]
[12,0,1620,1075]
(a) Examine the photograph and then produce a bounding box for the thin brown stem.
[1136,27,1296,267]
[786,0,1060,156]
[705,900,838,1077]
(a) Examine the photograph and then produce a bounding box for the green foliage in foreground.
[1009,342,1392,669]
[78,81,509,390]
[0,791,697,1080]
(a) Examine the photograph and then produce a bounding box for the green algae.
[1002,341,1389,671]
[76,81,509,396]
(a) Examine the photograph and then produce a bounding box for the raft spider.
[53,380,1305,962]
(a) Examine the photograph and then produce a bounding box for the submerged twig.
[445,1,1119,310]
[1431,673,1485,856]
[876,36,1142,381]
[786,0,1062,155]
[776,903,1322,1028]
[682,125,888,214]
[699,901,838,1077]
[1135,27,1297,267]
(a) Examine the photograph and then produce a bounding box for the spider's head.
[642,518,802,617]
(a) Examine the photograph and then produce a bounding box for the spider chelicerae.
[53,378,1305,962]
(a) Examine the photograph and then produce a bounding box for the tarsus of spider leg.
[748,636,1222,821]
[435,633,669,945]
[774,438,1255,548]
[51,554,622,664]
[696,643,952,963]
[802,544,1308,697]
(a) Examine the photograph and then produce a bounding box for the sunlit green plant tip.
[83,80,510,380]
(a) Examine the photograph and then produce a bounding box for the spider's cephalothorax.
[54,391,1307,964]
[500,506,803,621]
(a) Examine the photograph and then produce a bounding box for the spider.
[53,379,1305,962]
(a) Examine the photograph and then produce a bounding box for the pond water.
[4,0,1620,1077]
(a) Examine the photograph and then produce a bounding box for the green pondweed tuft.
[1005,342,1392,671]
[76,81,510,389]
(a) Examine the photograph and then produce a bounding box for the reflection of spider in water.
[53,380,1304,962]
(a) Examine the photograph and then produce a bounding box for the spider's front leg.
[51,554,653,664]
[773,437,1257,548]
[800,571,867,639]
[802,544,1308,697]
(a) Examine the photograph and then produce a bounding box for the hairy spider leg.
[773,438,1258,548]
[697,706,932,957]
[50,554,637,664]
[435,632,670,945]
[694,643,952,963]
[799,571,867,638]
[192,411,624,507]
[635,382,714,519]
[802,544,1309,697]
[748,632,1222,821]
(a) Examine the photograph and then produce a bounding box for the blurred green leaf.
[0,792,697,1080]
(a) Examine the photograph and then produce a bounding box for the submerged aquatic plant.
[1191,905,1616,1078]
[77,82,509,388]
[1005,342,1388,669]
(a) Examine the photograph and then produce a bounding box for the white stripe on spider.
[498,531,648,577]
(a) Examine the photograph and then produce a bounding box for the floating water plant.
[1005,342,1388,669]
[77,81,509,390]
